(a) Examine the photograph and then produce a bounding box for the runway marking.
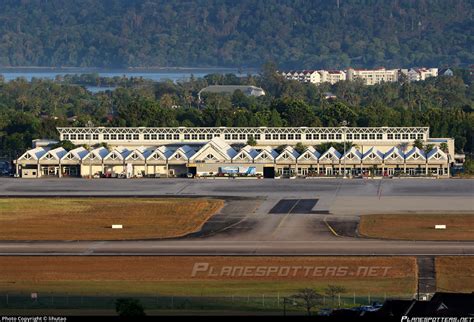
[323,216,341,237]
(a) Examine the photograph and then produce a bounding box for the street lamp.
[86,121,94,179]
[341,120,348,178]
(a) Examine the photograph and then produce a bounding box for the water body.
[0,67,256,83]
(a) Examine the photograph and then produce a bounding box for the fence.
[0,293,406,313]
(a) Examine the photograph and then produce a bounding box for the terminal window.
[126,134,132,140]
[239,134,246,140]
[369,134,375,140]
[63,134,69,140]
[184,134,190,140]
[336,134,342,140]
[295,134,301,140]
[418,134,424,140]
[111,134,117,140]
[273,134,279,140]
[346,134,352,140]
[78,134,84,140]
[225,134,231,140]
[151,134,157,140]
[103,134,109,140]
[159,134,165,140]
[288,134,294,140]
[265,134,271,140]
[305,134,312,140]
[199,134,205,140]
[93,134,99,140]
[133,134,139,140]
[255,134,261,140]
[387,134,394,139]
[174,134,180,140]
[328,134,335,140]
[377,134,383,140]
[118,134,124,140]
[167,134,173,140]
[144,134,150,140]
[191,134,198,140]
[232,134,238,140]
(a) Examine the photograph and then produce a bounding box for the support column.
[37,163,40,178]
[16,163,19,177]
[58,163,62,178]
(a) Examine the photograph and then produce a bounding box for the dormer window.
[175,153,181,160]
[260,153,268,160]
[45,153,53,160]
[391,153,397,159]
[66,154,75,160]
[239,153,246,159]
[109,153,117,160]
[130,153,139,160]
[24,153,32,160]
[412,153,419,159]
[346,153,354,159]
[434,153,441,159]
[369,153,376,159]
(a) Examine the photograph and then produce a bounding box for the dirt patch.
[0,198,223,240]
[359,214,474,240]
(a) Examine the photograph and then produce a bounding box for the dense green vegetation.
[0,67,472,158]
[0,0,472,68]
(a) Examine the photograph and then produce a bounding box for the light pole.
[341,120,348,178]
[86,121,94,179]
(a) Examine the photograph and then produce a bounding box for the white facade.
[347,68,398,85]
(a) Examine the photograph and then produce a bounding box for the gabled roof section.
[84,147,109,161]
[18,147,49,161]
[362,147,384,161]
[340,147,362,161]
[276,146,300,161]
[39,147,68,161]
[253,146,278,161]
[297,146,320,162]
[319,147,342,161]
[169,145,196,161]
[405,147,426,161]
[384,147,405,161]
[125,147,149,161]
[61,147,89,161]
[232,145,257,162]
[426,147,448,161]
[147,146,174,161]
[190,137,237,162]
[104,149,126,161]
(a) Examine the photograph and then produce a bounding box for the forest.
[0,64,472,159]
[0,0,472,68]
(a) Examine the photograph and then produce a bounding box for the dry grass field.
[359,214,474,240]
[0,198,223,240]
[436,257,474,293]
[0,256,416,296]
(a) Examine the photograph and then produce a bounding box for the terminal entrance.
[263,167,275,178]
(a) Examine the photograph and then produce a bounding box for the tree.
[413,139,424,150]
[424,144,435,153]
[115,298,146,317]
[50,140,76,151]
[440,142,449,153]
[294,142,307,154]
[246,136,257,146]
[292,288,322,316]
[324,285,347,307]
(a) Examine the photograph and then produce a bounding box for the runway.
[0,177,473,256]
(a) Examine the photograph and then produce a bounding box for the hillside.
[0,0,472,68]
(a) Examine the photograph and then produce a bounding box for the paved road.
[0,240,473,256]
[0,178,473,256]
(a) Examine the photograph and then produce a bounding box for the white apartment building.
[403,68,439,82]
[347,68,398,85]
[282,67,438,85]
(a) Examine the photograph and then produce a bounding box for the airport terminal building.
[15,126,454,178]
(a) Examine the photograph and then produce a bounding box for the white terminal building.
[14,126,454,179]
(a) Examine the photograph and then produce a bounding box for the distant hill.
[0,0,472,68]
